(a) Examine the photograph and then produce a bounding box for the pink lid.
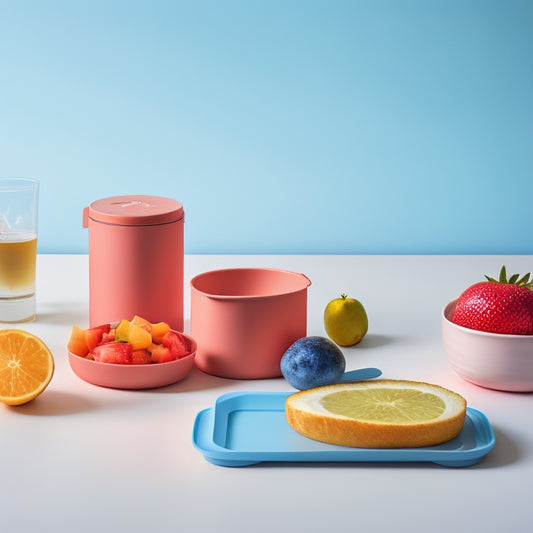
[84,195,184,226]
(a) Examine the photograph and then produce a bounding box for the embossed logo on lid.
[84,195,184,226]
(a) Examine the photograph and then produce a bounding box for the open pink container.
[83,195,184,331]
[190,268,311,379]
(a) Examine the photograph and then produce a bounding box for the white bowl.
[442,300,533,392]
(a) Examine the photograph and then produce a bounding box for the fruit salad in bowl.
[442,267,533,392]
[67,315,196,389]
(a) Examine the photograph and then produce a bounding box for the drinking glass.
[0,178,39,322]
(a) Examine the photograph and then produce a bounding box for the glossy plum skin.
[280,336,346,390]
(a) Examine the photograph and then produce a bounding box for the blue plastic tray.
[192,391,495,467]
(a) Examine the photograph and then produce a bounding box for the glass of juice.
[0,178,39,322]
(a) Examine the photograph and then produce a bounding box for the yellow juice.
[0,232,37,297]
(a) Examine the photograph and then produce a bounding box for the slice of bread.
[285,380,467,448]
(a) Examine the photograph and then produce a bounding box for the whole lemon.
[324,293,368,346]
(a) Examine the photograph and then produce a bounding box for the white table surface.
[2,254,532,533]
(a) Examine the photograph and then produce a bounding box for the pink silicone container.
[190,267,311,379]
[83,195,184,331]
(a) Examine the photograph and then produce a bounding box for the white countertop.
[2,254,532,533]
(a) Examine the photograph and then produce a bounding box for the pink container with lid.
[83,195,184,331]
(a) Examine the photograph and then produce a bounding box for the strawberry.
[92,342,133,364]
[452,266,533,335]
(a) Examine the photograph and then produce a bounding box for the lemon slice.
[285,380,467,448]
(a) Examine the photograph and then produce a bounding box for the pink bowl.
[68,332,197,390]
[442,300,533,392]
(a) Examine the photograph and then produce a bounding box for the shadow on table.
[472,426,521,468]
[345,333,395,350]
[149,365,279,395]
[4,390,98,416]
[33,303,88,327]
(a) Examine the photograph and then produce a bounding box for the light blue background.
[1,0,532,254]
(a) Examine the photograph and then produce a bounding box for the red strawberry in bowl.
[452,266,533,335]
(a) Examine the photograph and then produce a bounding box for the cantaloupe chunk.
[67,325,89,357]
[149,342,173,363]
[131,315,152,333]
[150,321,171,343]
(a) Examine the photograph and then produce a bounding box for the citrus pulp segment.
[0,329,54,405]
[321,387,447,423]
[285,380,467,448]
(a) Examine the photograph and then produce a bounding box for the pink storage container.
[191,267,311,379]
[83,195,184,331]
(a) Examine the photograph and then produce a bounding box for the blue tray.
[192,391,495,467]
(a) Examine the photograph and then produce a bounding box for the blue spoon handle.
[338,367,382,383]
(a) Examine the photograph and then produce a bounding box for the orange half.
[0,329,54,405]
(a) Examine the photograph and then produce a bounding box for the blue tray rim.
[192,391,496,467]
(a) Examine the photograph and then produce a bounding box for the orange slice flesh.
[0,329,55,405]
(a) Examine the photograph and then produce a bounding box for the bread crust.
[285,380,467,448]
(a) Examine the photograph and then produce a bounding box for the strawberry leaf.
[485,266,533,291]
[517,273,531,285]
[508,273,520,284]
[499,265,507,283]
